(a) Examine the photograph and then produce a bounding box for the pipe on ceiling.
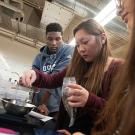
[0,27,44,49]
[11,0,23,10]
[22,0,43,10]
[0,0,24,19]
[53,0,97,18]
[52,0,127,34]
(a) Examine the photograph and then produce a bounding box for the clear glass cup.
[62,77,77,127]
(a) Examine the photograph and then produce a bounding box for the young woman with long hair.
[20,19,123,135]
[92,0,135,135]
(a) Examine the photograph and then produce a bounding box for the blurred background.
[0,0,128,80]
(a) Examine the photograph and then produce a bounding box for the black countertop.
[0,103,57,135]
[0,105,43,134]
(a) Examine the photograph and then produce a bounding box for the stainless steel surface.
[0,98,36,116]
[0,78,34,103]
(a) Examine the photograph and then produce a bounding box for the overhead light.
[94,0,116,26]
[69,0,117,45]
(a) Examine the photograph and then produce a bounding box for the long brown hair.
[119,1,135,134]
[66,19,111,95]
[92,0,135,134]
[92,66,128,135]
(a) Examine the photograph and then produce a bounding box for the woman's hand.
[58,130,84,135]
[57,129,71,135]
[19,69,37,87]
[72,132,85,135]
[67,83,89,108]
[38,104,49,115]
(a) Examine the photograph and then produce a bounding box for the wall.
[0,34,39,81]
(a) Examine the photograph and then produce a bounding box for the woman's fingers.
[67,88,82,97]
[67,94,81,102]
[67,83,83,89]
[72,132,84,135]
[65,85,89,107]
[67,95,85,107]
[25,71,34,86]
[38,104,49,115]
[23,72,31,86]
[29,70,37,86]
[57,129,71,135]
[20,70,36,87]
[68,101,83,107]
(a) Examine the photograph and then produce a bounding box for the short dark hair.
[46,23,63,35]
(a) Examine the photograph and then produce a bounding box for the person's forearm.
[84,93,106,111]
[33,68,67,89]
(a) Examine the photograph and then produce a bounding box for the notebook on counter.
[28,111,53,122]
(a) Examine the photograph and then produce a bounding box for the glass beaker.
[62,77,77,127]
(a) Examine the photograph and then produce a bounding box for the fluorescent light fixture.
[94,0,117,26]
[69,0,117,45]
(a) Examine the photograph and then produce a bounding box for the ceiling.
[0,0,128,57]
